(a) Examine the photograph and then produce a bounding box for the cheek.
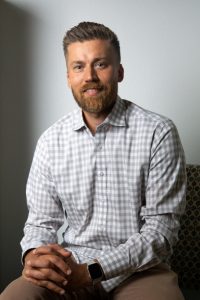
[68,75,82,90]
[99,71,116,86]
[109,67,120,81]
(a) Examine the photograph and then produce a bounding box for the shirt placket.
[94,128,108,234]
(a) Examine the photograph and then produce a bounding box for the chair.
[170,164,200,299]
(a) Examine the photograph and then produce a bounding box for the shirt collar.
[104,96,127,127]
[73,109,86,131]
[73,96,127,131]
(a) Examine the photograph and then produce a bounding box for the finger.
[26,254,71,276]
[34,245,71,259]
[47,244,71,258]
[24,276,66,295]
[24,266,68,285]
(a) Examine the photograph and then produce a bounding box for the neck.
[82,111,109,135]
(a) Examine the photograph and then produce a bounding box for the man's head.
[63,21,121,63]
[63,22,124,117]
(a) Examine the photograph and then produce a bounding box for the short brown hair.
[63,21,121,62]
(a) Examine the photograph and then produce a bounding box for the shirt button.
[99,172,104,176]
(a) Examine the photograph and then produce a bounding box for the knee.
[0,277,49,300]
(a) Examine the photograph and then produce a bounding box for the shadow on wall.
[0,1,33,291]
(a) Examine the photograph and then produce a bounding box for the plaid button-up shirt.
[21,97,186,292]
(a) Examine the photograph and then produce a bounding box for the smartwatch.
[87,260,104,285]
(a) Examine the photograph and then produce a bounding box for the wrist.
[79,263,93,286]
[23,248,36,265]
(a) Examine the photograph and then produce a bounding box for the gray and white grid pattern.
[21,97,186,292]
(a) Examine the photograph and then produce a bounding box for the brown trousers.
[0,263,185,300]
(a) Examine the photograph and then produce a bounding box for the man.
[1,22,186,299]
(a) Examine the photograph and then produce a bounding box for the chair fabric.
[170,164,200,289]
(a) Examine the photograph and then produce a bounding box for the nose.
[84,65,98,82]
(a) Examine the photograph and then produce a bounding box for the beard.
[71,81,118,115]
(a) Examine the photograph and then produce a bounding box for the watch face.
[88,262,102,280]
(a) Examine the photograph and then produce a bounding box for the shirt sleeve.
[20,134,64,257]
[97,120,186,280]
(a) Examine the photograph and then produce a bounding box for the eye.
[95,61,107,69]
[72,64,83,72]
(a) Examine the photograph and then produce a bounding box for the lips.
[84,88,100,96]
[81,84,104,95]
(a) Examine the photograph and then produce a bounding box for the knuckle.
[51,256,61,264]
[46,281,62,294]
[42,280,49,288]
[47,247,53,253]
[44,260,52,268]
[43,269,51,277]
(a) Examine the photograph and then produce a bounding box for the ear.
[118,64,124,82]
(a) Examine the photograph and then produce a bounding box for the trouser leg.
[110,263,185,300]
[0,277,109,300]
[0,264,184,300]
[0,277,64,300]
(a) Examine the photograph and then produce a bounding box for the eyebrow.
[70,57,109,65]
[70,60,83,65]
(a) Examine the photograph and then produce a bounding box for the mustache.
[81,83,104,92]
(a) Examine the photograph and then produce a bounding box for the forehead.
[66,39,117,62]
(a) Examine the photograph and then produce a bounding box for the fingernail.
[67,270,71,275]
[63,280,67,286]
[60,290,65,295]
